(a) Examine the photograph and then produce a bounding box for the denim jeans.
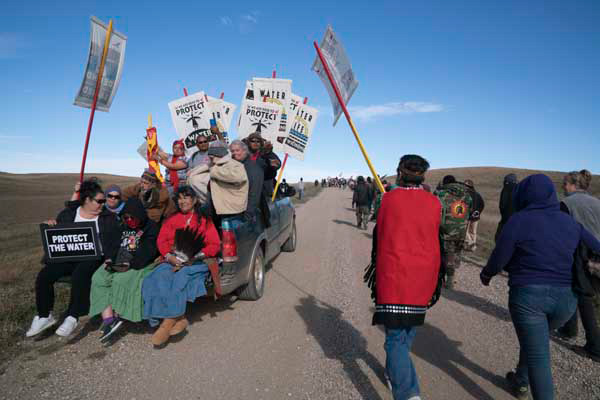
[384,327,420,400]
[509,285,577,400]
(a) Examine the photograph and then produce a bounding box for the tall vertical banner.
[284,103,319,161]
[237,100,283,145]
[168,92,212,158]
[74,16,127,112]
[311,25,358,126]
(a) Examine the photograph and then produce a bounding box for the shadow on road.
[295,295,386,400]
[332,219,357,227]
[442,288,511,322]
[407,323,509,399]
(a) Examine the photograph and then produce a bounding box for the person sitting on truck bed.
[26,179,121,338]
[244,132,281,197]
[122,170,176,225]
[141,185,220,347]
[207,140,248,228]
[230,139,271,227]
[89,198,159,343]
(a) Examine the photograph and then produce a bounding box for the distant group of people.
[26,128,287,347]
[366,158,600,400]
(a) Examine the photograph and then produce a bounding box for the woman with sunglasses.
[26,179,122,338]
[104,184,125,218]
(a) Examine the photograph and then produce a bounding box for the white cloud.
[241,14,258,24]
[0,32,26,59]
[239,11,259,34]
[219,16,233,26]
[349,102,444,121]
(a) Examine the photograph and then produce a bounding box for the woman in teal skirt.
[89,198,159,342]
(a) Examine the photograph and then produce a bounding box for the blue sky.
[1,1,599,182]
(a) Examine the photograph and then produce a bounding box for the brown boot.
[151,318,176,346]
[170,317,189,336]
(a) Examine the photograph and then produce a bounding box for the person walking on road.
[367,154,444,400]
[353,176,371,230]
[464,179,485,252]
[480,174,600,400]
[435,176,473,289]
[555,170,600,363]
[298,178,305,200]
[495,173,518,241]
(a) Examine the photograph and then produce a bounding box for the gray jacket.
[562,191,600,240]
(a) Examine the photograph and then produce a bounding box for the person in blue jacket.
[480,174,600,400]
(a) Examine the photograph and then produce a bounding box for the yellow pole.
[148,113,152,128]
[347,118,385,193]
[271,154,288,202]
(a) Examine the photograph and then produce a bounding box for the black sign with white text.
[40,222,101,263]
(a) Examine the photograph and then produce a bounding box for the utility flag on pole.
[74,16,127,112]
[312,27,385,193]
[311,25,358,126]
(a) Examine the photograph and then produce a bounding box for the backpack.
[435,183,473,242]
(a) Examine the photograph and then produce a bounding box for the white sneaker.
[55,316,78,337]
[26,315,57,337]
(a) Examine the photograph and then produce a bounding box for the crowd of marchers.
[364,156,600,400]
[26,128,292,348]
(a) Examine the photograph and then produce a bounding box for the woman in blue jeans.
[480,174,600,400]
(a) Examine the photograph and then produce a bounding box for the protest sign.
[237,100,283,144]
[40,222,101,263]
[206,96,237,144]
[74,16,127,112]
[284,104,319,161]
[312,25,358,126]
[168,92,212,157]
[252,78,293,150]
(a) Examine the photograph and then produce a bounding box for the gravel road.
[1,188,598,399]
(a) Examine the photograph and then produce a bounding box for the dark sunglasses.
[93,198,107,204]
[107,194,121,200]
[249,139,261,143]
[197,140,209,144]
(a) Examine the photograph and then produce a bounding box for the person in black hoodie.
[353,176,370,230]
[495,173,518,241]
[26,179,121,338]
[89,198,159,342]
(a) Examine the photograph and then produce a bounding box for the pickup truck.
[214,194,296,300]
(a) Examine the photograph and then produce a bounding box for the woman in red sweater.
[142,185,220,347]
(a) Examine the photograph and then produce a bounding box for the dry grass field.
[0,168,597,364]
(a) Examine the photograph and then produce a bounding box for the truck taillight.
[222,229,238,262]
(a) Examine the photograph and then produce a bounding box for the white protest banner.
[252,77,293,139]
[237,100,283,145]
[284,104,319,161]
[168,91,212,158]
[206,96,237,144]
[74,16,127,112]
[311,25,358,126]
[220,100,237,133]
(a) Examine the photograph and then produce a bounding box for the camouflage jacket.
[435,182,473,242]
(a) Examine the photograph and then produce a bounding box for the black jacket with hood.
[116,198,159,269]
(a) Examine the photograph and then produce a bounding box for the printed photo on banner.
[74,16,127,112]
[237,100,283,147]
[284,104,319,161]
[312,25,358,126]
[168,91,212,158]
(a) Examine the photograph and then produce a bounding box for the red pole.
[183,88,188,96]
[220,92,224,99]
[272,70,276,78]
[78,20,114,187]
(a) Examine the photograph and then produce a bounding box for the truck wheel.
[281,220,297,252]
[238,247,265,301]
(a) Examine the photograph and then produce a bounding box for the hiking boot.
[55,316,78,337]
[506,371,529,400]
[100,318,124,343]
[169,317,189,336]
[26,314,57,337]
[572,345,600,363]
[151,318,176,347]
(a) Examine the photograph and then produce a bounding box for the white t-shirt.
[74,207,102,253]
